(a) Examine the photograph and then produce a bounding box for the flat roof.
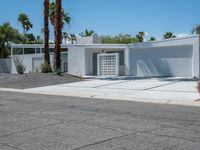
[11,35,199,49]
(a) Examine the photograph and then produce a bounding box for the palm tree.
[79,29,96,37]
[17,13,33,35]
[49,1,71,28]
[163,32,176,39]
[68,34,76,44]
[62,32,68,44]
[136,31,145,42]
[54,0,62,72]
[192,24,200,35]
[44,0,51,68]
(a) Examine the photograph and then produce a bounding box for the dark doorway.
[93,53,98,75]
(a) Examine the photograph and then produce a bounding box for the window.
[13,48,23,55]
[36,48,41,53]
[24,48,35,54]
[49,48,55,53]
[61,48,68,52]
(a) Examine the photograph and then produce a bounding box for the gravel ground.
[0,73,81,89]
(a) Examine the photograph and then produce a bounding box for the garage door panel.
[131,46,193,77]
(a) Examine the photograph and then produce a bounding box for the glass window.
[49,48,55,53]
[61,48,68,52]
[13,48,23,55]
[61,53,68,62]
[24,48,35,54]
[36,48,41,53]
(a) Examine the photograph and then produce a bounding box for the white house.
[11,35,200,78]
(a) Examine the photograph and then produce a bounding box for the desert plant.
[13,56,26,74]
[196,81,200,94]
[40,62,52,73]
[55,68,62,75]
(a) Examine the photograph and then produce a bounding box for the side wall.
[68,46,86,76]
[129,46,193,77]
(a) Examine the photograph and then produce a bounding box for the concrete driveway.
[16,77,200,106]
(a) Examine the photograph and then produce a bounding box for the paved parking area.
[19,77,200,106]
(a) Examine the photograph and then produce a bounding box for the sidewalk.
[1,78,199,107]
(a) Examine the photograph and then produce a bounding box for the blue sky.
[0,0,199,40]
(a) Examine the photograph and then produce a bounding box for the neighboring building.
[11,35,200,77]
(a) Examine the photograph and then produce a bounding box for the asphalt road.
[0,91,200,150]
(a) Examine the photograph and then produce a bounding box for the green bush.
[40,62,52,73]
[196,81,200,94]
[13,56,26,74]
[55,68,62,75]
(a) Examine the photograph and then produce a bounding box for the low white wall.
[130,46,193,77]
[11,54,54,74]
[68,46,86,76]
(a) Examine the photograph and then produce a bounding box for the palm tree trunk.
[54,0,62,71]
[44,0,50,65]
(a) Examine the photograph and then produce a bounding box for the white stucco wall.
[128,35,199,77]
[11,54,54,73]
[68,46,86,76]
[129,46,193,77]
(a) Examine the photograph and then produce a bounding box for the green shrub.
[13,56,26,74]
[55,68,62,75]
[40,62,52,73]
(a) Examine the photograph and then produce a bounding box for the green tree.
[149,37,156,42]
[163,32,176,39]
[54,0,62,72]
[17,13,33,35]
[192,24,200,35]
[62,32,68,44]
[79,29,96,37]
[102,34,137,44]
[68,34,76,44]
[136,31,145,42]
[0,23,23,58]
[49,1,71,27]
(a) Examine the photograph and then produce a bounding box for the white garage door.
[130,46,193,77]
[97,53,119,76]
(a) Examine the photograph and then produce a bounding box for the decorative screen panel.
[97,53,119,76]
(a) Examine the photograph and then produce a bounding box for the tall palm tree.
[49,1,71,28]
[62,32,68,44]
[79,29,96,37]
[54,0,62,71]
[44,0,51,67]
[192,24,200,35]
[17,13,33,35]
[68,34,76,44]
[163,32,176,39]
[136,31,145,42]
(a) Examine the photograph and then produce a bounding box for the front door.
[93,53,98,75]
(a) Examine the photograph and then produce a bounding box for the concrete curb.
[0,87,199,107]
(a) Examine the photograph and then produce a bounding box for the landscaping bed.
[0,73,81,89]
